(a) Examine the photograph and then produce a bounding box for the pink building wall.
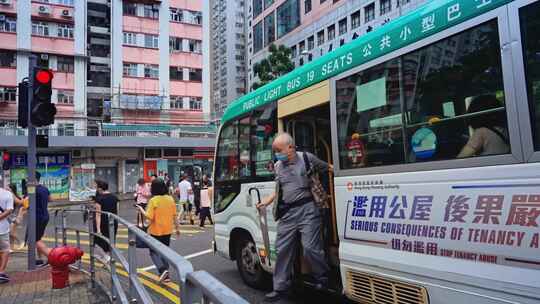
[123,47,160,65]
[123,16,159,35]
[31,1,75,19]
[170,0,202,12]
[0,68,17,87]
[169,23,202,40]
[0,33,17,51]
[122,78,160,95]
[170,81,202,97]
[52,72,74,90]
[169,52,202,69]
[0,0,16,14]
[31,36,75,55]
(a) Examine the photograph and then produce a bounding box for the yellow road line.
[42,237,129,249]
[137,270,180,292]
[80,259,180,304]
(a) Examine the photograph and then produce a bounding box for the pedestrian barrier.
[53,207,249,304]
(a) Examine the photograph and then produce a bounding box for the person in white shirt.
[176,174,193,224]
[199,179,213,227]
[0,187,14,284]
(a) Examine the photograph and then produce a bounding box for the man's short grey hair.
[274,132,295,146]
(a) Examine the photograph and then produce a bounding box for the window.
[0,17,16,33]
[144,64,159,78]
[191,11,202,25]
[327,24,335,40]
[291,45,297,58]
[123,3,137,16]
[57,56,74,73]
[0,51,16,68]
[307,35,314,50]
[57,90,74,104]
[304,0,312,14]
[365,3,375,23]
[0,87,16,102]
[397,0,410,6]
[170,96,184,109]
[317,30,325,46]
[264,13,275,46]
[189,68,202,82]
[216,122,240,181]
[520,2,540,151]
[145,148,162,159]
[351,10,361,29]
[276,0,301,38]
[299,40,305,53]
[123,32,138,45]
[32,21,50,36]
[335,21,508,170]
[339,18,347,36]
[123,63,138,77]
[264,0,274,9]
[253,21,263,52]
[169,37,183,52]
[57,23,73,38]
[143,4,159,19]
[144,34,159,48]
[188,39,202,53]
[253,0,263,17]
[170,66,184,81]
[380,0,391,15]
[57,123,74,136]
[189,97,202,110]
[251,102,277,177]
[170,8,183,22]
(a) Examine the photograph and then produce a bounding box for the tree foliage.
[252,44,294,90]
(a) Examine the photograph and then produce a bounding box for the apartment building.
[0,0,215,197]
[208,0,248,119]
[246,0,428,90]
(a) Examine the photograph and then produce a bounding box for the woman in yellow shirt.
[137,179,179,283]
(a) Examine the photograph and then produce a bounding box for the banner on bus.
[342,180,540,270]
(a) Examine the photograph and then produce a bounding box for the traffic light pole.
[27,56,37,271]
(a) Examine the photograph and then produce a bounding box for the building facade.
[246,0,427,90]
[0,0,215,198]
[207,0,248,119]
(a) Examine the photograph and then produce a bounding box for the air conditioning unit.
[177,66,183,72]
[0,15,5,21]
[0,0,11,6]
[38,5,51,15]
[61,9,73,18]
[40,54,49,60]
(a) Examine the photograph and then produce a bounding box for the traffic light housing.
[31,68,56,127]
[2,152,10,171]
[17,81,29,128]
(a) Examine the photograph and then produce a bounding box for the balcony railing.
[0,127,216,138]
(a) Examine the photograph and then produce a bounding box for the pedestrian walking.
[136,179,180,283]
[0,186,14,284]
[134,178,151,227]
[199,179,213,227]
[7,184,24,250]
[34,172,51,267]
[93,179,119,264]
[176,174,194,225]
[257,133,331,302]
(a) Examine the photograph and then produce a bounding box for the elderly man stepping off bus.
[257,132,332,302]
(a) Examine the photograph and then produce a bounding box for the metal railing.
[53,207,248,304]
[0,127,216,138]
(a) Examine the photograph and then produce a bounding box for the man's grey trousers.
[273,201,329,291]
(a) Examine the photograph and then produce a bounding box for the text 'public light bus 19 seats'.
[212,0,540,303]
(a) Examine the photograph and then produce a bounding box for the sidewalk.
[0,252,110,304]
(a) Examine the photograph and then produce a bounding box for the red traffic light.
[2,152,9,162]
[35,69,53,84]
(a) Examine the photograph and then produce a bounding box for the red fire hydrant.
[48,246,84,289]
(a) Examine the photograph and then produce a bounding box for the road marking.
[42,237,129,249]
[139,249,212,271]
[80,258,179,304]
